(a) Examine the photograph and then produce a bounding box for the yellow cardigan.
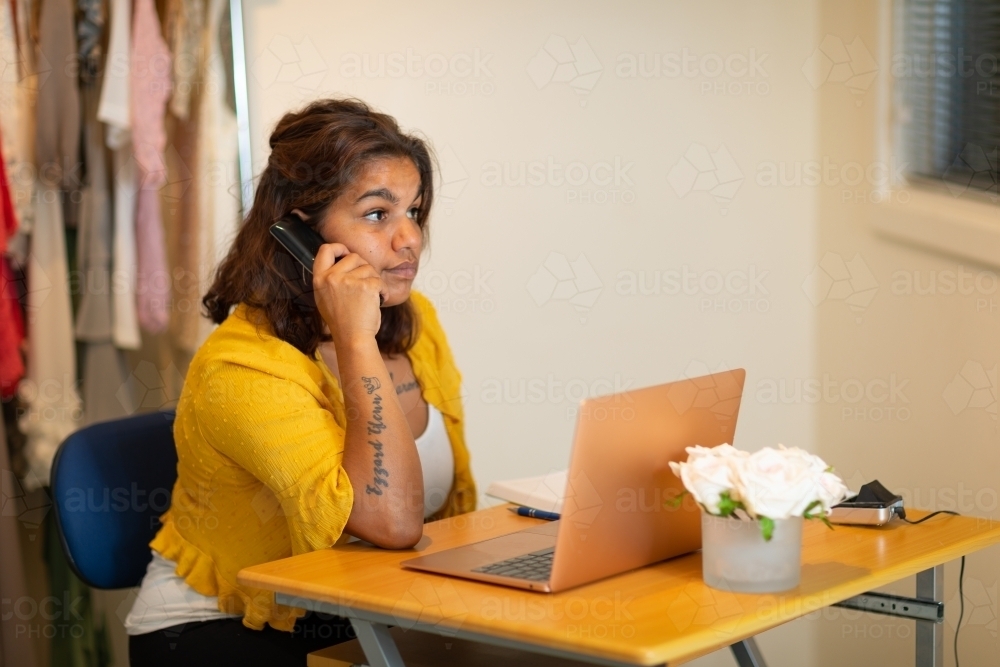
[150,291,476,631]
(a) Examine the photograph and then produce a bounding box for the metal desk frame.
[276,564,945,667]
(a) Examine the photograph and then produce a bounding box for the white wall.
[242,1,821,665]
[812,2,1000,666]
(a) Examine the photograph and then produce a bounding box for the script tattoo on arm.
[364,388,389,495]
[395,380,419,395]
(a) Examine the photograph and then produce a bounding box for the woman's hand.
[312,243,386,346]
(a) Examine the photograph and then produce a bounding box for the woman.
[126,99,476,665]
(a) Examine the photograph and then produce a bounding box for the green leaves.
[759,516,775,541]
[716,490,745,518]
[664,490,688,508]
[803,500,835,530]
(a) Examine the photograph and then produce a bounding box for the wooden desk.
[239,505,1000,667]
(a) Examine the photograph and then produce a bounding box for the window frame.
[872,0,1000,268]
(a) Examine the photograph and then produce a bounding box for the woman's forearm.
[338,336,425,548]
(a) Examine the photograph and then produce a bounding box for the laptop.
[401,368,747,593]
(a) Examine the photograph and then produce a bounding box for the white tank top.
[125,404,454,635]
[415,403,454,518]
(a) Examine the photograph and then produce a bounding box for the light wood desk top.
[239,505,1000,666]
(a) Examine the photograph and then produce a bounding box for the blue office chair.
[51,410,178,589]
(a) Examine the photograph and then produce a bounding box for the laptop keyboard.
[472,547,554,581]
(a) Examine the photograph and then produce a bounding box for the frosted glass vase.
[701,512,803,593]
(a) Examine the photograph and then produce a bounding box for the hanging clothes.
[21,0,84,488]
[97,0,140,350]
[76,74,134,423]
[165,0,205,121]
[33,0,81,227]
[0,126,24,399]
[194,0,239,348]
[131,0,172,334]
[167,0,240,354]
[0,0,34,240]
[19,185,82,488]
[77,0,105,86]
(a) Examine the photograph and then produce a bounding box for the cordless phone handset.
[269,214,325,272]
[270,215,384,305]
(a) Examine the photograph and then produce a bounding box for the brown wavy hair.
[203,98,434,357]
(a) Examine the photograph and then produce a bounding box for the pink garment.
[131,0,172,333]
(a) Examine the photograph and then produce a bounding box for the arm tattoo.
[395,380,419,395]
[361,376,381,394]
[367,392,386,435]
[365,438,389,495]
[364,390,390,495]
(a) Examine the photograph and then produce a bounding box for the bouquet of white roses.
[668,444,850,540]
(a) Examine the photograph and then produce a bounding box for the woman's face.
[317,156,424,308]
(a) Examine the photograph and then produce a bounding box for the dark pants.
[128,612,357,666]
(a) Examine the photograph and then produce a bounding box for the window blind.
[897,0,1000,196]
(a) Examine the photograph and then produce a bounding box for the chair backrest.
[51,410,178,589]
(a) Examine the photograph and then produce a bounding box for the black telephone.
[269,215,326,274]
[270,215,384,305]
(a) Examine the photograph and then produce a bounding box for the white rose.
[732,446,821,519]
[777,445,850,513]
[669,444,745,514]
[815,471,850,512]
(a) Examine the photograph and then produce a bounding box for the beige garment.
[165,0,205,120]
[33,0,81,226]
[19,188,83,488]
[164,109,201,352]
[193,0,238,349]
[167,0,238,353]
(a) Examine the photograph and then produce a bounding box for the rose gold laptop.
[401,368,746,593]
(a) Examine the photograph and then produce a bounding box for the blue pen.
[509,506,561,521]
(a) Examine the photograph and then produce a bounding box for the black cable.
[892,507,965,666]
[955,555,965,667]
[895,508,960,524]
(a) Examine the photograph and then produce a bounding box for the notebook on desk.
[485,470,568,513]
[402,368,747,593]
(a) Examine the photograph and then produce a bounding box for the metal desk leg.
[730,637,768,667]
[915,566,944,667]
[350,619,405,667]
